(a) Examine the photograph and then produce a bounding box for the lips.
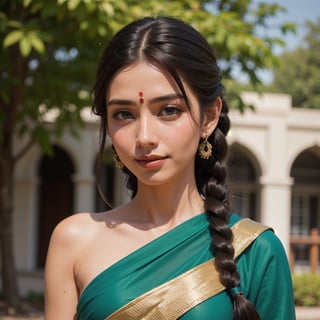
[135,155,167,169]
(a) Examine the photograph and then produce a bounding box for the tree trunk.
[0,43,28,313]
[0,138,21,312]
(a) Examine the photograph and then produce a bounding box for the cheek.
[110,131,127,146]
[108,127,130,153]
[169,126,200,149]
[107,118,127,142]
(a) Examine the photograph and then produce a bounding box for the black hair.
[93,16,260,320]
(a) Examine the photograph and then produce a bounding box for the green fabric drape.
[77,213,296,320]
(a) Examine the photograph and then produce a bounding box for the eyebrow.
[106,93,185,107]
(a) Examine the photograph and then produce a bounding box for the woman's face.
[106,61,209,188]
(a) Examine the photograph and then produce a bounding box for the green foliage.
[224,79,255,112]
[271,18,320,109]
[0,0,295,156]
[293,273,320,307]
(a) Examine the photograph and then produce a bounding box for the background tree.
[271,18,320,108]
[0,0,294,312]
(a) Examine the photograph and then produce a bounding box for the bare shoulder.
[48,208,131,248]
[44,213,101,319]
[49,212,102,251]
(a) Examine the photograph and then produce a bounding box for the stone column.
[72,174,95,213]
[259,176,293,253]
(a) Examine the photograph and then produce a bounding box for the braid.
[197,97,260,320]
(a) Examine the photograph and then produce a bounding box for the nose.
[136,112,158,149]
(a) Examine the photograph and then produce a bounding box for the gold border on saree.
[106,218,270,320]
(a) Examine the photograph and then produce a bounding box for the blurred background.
[1,0,319,316]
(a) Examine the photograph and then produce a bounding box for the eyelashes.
[112,110,134,120]
[159,105,182,118]
[111,105,183,122]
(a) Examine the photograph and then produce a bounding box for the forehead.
[106,61,181,98]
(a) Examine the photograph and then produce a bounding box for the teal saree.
[76,214,296,319]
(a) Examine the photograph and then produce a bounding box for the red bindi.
[138,91,144,104]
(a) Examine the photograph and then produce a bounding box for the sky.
[257,0,319,51]
[252,0,320,83]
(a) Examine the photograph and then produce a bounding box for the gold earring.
[198,133,212,160]
[113,153,124,169]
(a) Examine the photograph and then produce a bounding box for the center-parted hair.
[93,16,260,320]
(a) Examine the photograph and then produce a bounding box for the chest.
[74,225,159,295]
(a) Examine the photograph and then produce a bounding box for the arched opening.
[94,148,116,212]
[227,144,260,220]
[37,145,75,268]
[290,147,320,262]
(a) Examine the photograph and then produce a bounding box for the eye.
[159,105,182,119]
[112,110,134,121]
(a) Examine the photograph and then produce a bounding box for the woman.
[44,16,296,319]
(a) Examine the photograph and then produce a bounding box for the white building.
[12,92,320,295]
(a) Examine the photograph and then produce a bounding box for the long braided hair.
[93,16,260,319]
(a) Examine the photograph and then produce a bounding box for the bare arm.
[44,217,80,320]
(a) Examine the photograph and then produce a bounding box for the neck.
[131,180,204,229]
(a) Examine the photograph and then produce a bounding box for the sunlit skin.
[105,60,222,231]
[44,60,221,320]
[107,63,200,186]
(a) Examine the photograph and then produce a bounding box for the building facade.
[12,92,320,295]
